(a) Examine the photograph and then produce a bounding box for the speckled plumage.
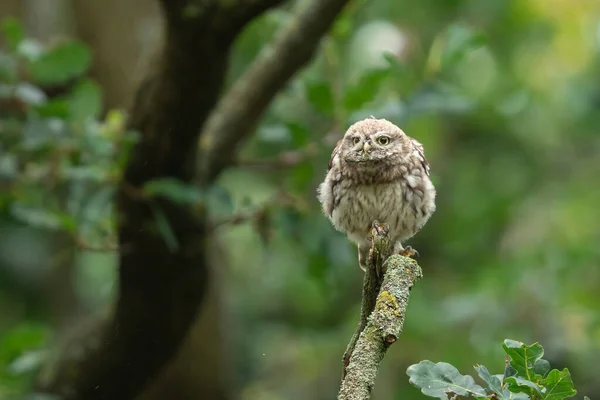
[317,117,436,271]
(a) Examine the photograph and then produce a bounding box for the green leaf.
[205,184,233,218]
[10,204,76,232]
[407,360,488,399]
[29,41,91,85]
[0,154,18,179]
[14,82,46,105]
[535,358,551,378]
[68,79,102,121]
[343,67,390,112]
[503,364,518,381]
[408,83,474,116]
[8,349,47,375]
[440,24,486,70]
[143,178,204,205]
[17,38,45,61]
[305,81,334,116]
[33,98,70,118]
[505,376,543,398]
[257,124,291,144]
[540,369,577,400]
[285,121,310,147]
[0,51,17,81]
[150,204,179,252]
[61,165,109,182]
[474,364,507,399]
[383,53,415,93]
[505,391,530,399]
[0,323,49,366]
[331,11,353,39]
[502,339,544,381]
[1,17,24,51]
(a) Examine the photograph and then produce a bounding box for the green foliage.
[342,67,390,112]
[305,80,335,116]
[143,178,204,205]
[407,361,487,399]
[1,17,24,51]
[0,323,49,399]
[28,41,91,85]
[438,24,486,71]
[68,79,103,121]
[0,17,136,247]
[408,340,579,400]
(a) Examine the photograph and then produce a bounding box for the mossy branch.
[338,223,423,400]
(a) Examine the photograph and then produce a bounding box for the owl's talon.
[400,246,419,258]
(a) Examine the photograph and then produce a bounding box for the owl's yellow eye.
[377,136,390,145]
[352,137,361,145]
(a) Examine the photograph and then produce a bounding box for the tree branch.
[199,0,352,183]
[234,143,320,170]
[338,224,423,400]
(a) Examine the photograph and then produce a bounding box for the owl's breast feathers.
[318,137,435,242]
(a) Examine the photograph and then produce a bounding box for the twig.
[338,223,423,400]
[209,190,303,231]
[199,0,353,183]
[235,143,320,170]
[72,235,118,252]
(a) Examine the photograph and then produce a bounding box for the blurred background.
[1,0,599,399]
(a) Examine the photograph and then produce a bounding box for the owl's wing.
[328,139,343,172]
[410,138,431,176]
[320,139,343,217]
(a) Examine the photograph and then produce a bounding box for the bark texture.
[339,226,423,400]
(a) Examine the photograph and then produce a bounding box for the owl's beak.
[363,141,372,153]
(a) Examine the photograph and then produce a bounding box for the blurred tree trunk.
[69,2,231,398]
[139,248,231,400]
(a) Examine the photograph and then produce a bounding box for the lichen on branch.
[339,223,423,400]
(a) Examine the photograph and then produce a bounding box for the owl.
[317,117,436,271]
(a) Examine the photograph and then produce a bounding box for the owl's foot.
[399,245,419,258]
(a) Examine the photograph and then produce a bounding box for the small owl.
[317,117,436,271]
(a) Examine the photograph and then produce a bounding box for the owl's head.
[340,117,411,165]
